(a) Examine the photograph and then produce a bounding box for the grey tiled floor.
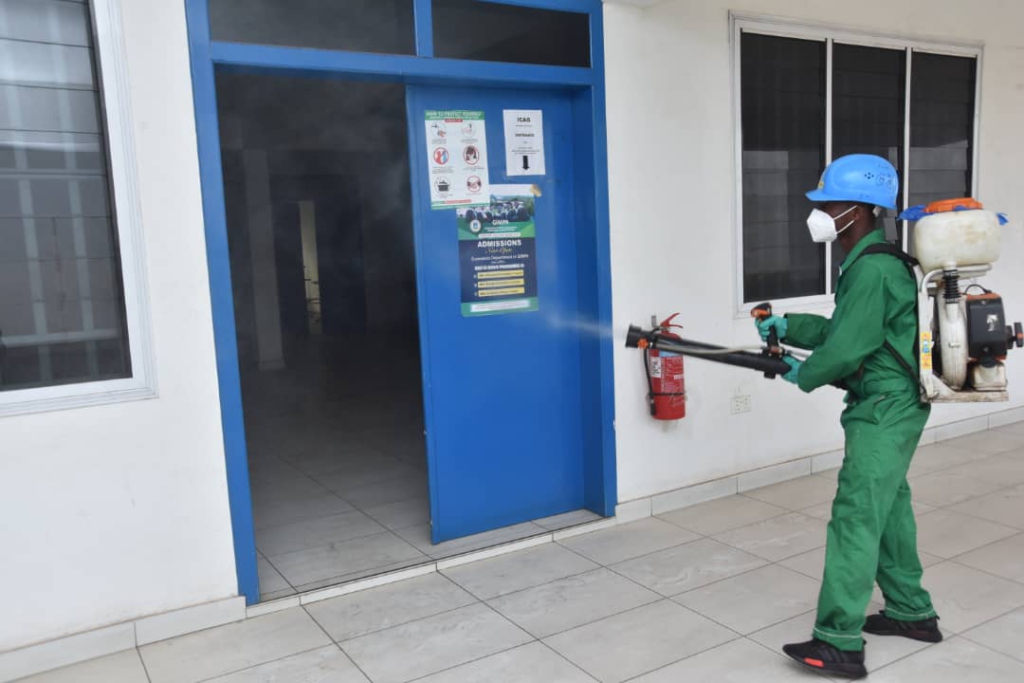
[20,422,1024,682]
[243,342,598,600]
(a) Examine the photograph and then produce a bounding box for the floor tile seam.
[911,473,1016,505]
[306,442,405,462]
[446,562,601,603]
[974,443,1024,457]
[480,573,664,640]
[735,491,802,510]
[316,470,431,499]
[942,551,1024,587]
[907,494,992,512]
[943,528,1024,556]
[422,526,551,561]
[654,508,793,537]
[552,590,751,647]
[289,464,403,485]
[605,555,772,601]
[855,642,945,676]
[613,632,749,683]
[360,499,431,532]
[732,493,825,516]
[938,475,1023,498]
[767,555,821,583]
[174,643,337,683]
[261,554,301,593]
[338,603,532,683]
[937,502,1024,530]
[703,604,823,639]
[399,640,541,683]
[507,595,669,642]
[714,537,829,565]
[296,605,376,683]
[905,458,1002,482]
[536,640,603,683]
[706,509,810,537]
[252,455,311,483]
[253,504,362,532]
[738,491,838,514]
[133,646,155,683]
[274,457,349,497]
[259,524,411,564]
[260,588,299,601]
[551,529,713,569]
[322,599,489,648]
[343,494,424,517]
[937,483,1024,516]
[958,629,1024,663]
[289,555,434,596]
[253,509,369,536]
[922,525,1023,562]
[288,553,434,594]
[937,599,1024,637]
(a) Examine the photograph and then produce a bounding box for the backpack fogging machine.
[626,199,1023,416]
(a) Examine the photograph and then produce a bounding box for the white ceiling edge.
[602,0,664,7]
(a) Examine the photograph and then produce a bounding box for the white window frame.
[730,13,983,317]
[0,0,156,417]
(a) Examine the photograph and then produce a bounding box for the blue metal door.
[407,86,585,543]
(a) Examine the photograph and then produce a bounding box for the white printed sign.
[503,109,546,177]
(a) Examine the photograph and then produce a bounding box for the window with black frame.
[0,0,131,391]
[739,29,978,303]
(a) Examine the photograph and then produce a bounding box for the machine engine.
[911,201,1023,402]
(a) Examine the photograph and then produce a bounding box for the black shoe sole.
[863,626,943,643]
[785,652,868,679]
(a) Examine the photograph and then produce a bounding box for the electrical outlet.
[731,395,752,415]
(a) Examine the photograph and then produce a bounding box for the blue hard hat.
[806,154,899,209]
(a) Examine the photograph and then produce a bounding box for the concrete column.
[243,149,284,371]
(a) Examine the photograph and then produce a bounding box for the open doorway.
[216,73,429,600]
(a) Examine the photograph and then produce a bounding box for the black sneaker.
[782,638,868,679]
[863,611,943,643]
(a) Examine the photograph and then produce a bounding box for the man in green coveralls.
[755,154,942,679]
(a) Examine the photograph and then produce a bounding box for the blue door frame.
[184,0,616,605]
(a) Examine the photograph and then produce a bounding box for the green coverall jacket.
[785,229,919,399]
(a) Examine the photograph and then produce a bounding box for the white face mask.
[806,205,857,243]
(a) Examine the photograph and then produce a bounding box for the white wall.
[0,0,237,652]
[604,0,1024,502]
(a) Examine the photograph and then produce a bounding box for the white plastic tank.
[913,209,1002,272]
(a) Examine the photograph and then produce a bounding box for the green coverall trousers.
[814,390,937,651]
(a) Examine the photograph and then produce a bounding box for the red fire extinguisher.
[639,313,686,420]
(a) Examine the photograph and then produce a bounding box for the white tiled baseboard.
[617,409,1023,524]
[4,410,1019,682]
[0,596,242,682]
[135,596,246,646]
[989,405,1024,428]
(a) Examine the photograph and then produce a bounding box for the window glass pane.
[907,52,976,254]
[741,32,826,302]
[0,0,131,392]
[208,0,415,55]
[432,0,590,67]
[831,43,906,286]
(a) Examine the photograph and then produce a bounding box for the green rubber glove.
[755,315,788,342]
[782,355,803,384]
